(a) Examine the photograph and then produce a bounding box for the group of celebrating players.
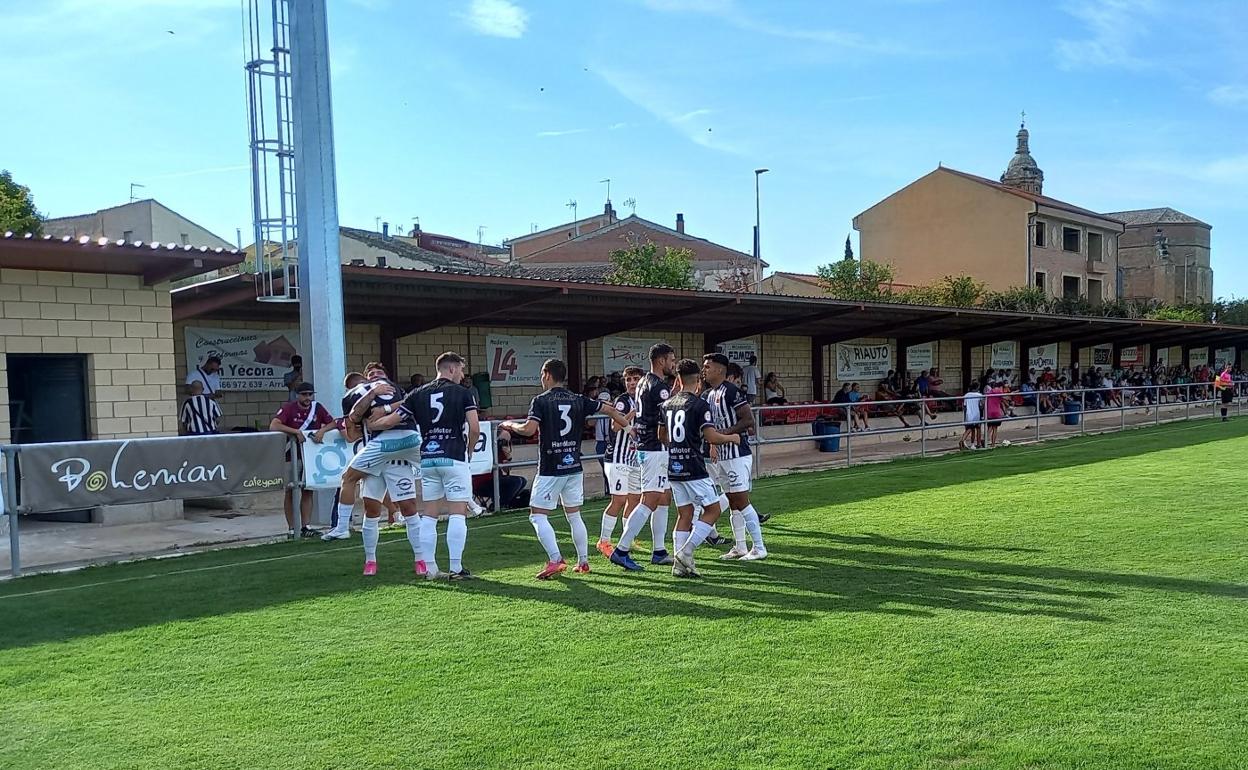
[316,343,768,580]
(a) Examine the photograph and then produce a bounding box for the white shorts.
[349,430,422,473]
[637,450,670,493]
[605,462,642,496]
[531,473,585,511]
[708,455,752,494]
[671,478,719,509]
[420,460,472,503]
[361,461,420,503]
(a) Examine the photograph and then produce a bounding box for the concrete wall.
[1119,221,1212,304]
[1,268,177,442]
[45,201,234,250]
[1030,209,1120,301]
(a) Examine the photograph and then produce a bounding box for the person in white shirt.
[960,382,984,450]
[186,356,223,400]
[741,354,761,405]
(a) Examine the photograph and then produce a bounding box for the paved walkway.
[4,398,1241,576]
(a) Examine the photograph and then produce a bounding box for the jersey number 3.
[557,404,573,436]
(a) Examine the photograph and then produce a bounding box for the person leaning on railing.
[269,382,336,538]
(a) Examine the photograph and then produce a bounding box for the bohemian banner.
[602,336,664,374]
[302,423,494,490]
[16,433,287,513]
[1028,343,1058,371]
[836,343,891,380]
[485,334,563,386]
[183,326,301,391]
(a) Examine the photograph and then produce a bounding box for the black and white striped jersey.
[180,394,220,435]
[609,392,637,466]
[342,378,415,443]
[703,381,751,459]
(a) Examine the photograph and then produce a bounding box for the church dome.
[1001,122,1044,195]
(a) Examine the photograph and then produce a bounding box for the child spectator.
[960,382,984,450]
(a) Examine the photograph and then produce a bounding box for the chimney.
[676,213,685,234]
[382,222,390,239]
[604,201,616,221]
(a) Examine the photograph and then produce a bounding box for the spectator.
[742,355,761,405]
[269,382,336,538]
[831,383,852,426]
[180,380,221,435]
[875,379,911,427]
[186,355,223,400]
[764,372,788,405]
[847,382,870,431]
[587,376,613,494]
[984,380,1006,448]
[927,367,952,407]
[915,370,931,397]
[283,355,304,401]
[726,362,745,387]
[409,373,426,389]
[473,432,527,511]
[960,382,983,450]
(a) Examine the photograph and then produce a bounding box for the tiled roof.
[938,167,1124,225]
[518,214,761,266]
[1102,207,1210,228]
[2,230,240,254]
[340,226,510,273]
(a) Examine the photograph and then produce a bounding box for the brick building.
[1106,207,1213,305]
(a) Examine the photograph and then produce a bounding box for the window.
[1033,221,1046,248]
[1062,227,1080,253]
[1062,275,1080,299]
[180,233,190,246]
[1033,271,1046,291]
[1087,279,1103,307]
[122,230,134,242]
[1087,232,1103,261]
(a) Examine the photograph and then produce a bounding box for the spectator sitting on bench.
[874,379,912,428]
[764,372,788,405]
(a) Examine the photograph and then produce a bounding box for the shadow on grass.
[1,421,1245,650]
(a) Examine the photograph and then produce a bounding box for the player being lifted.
[661,359,744,578]
[596,365,643,555]
[610,343,678,571]
[500,359,630,579]
[701,353,768,560]
[377,352,479,580]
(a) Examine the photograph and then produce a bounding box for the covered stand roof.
[172,266,1248,352]
[2,232,243,284]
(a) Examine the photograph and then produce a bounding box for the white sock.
[673,529,691,552]
[742,505,765,550]
[600,512,618,542]
[566,511,589,564]
[362,517,379,561]
[717,494,730,512]
[334,502,353,532]
[651,504,669,552]
[680,520,715,556]
[447,515,468,573]
[730,510,747,549]
[419,516,439,571]
[617,504,653,551]
[405,515,422,559]
[529,513,562,561]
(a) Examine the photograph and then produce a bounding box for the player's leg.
[611,451,666,570]
[649,487,673,565]
[598,463,627,554]
[674,481,723,576]
[359,474,387,575]
[562,473,590,572]
[443,461,475,580]
[380,463,423,573]
[419,464,445,579]
[730,472,768,561]
[530,476,567,579]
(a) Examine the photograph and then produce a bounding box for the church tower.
[1000,117,1044,195]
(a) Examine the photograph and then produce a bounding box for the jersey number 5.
[430,392,444,422]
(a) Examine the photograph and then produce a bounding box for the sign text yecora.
[302,423,494,490]
[16,433,288,514]
[485,334,562,387]
[836,343,891,380]
[184,326,301,391]
[602,336,664,375]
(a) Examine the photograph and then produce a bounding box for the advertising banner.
[836,343,891,380]
[184,326,301,391]
[485,334,563,386]
[1120,346,1145,367]
[906,342,935,372]
[1188,347,1209,368]
[1215,347,1236,370]
[303,422,495,490]
[1091,344,1113,367]
[602,336,664,374]
[16,433,288,513]
[716,339,759,368]
[990,341,1018,369]
[1156,347,1170,368]
[1028,343,1058,371]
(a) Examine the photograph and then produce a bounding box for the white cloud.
[463,0,528,39]
[1209,84,1248,108]
[1054,0,1161,70]
[536,128,588,137]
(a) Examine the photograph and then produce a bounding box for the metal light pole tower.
[753,168,769,291]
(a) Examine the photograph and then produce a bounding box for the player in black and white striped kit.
[596,365,642,555]
[701,353,767,560]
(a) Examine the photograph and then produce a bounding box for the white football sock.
[334,502,354,533]
[362,517,379,561]
[651,504,669,552]
[673,529,691,552]
[600,512,618,541]
[680,520,715,556]
[742,505,766,549]
[730,510,747,549]
[617,503,653,551]
[447,515,468,573]
[717,494,730,511]
[404,514,422,558]
[419,516,439,571]
[529,513,562,561]
[566,511,589,564]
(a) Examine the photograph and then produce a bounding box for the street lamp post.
[754,168,769,291]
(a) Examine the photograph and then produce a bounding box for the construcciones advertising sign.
[184,326,301,391]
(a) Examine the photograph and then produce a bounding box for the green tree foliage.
[608,238,697,289]
[817,258,896,301]
[0,170,43,235]
[1146,305,1206,323]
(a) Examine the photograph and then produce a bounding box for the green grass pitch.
[2,420,1246,769]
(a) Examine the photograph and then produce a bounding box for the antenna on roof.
[477,225,487,251]
[129,182,146,202]
[566,199,579,236]
[623,197,636,215]
[599,178,611,203]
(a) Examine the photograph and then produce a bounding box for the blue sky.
[2,0,1246,295]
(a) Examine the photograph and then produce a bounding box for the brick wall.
[0,269,177,441]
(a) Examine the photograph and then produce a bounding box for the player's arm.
[347,383,393,423]
[701,424,743,446]
[658,421,669,445]
[725,401,756,435]
[500,417,539,437]
[597,400,631,430]
[465,408,480,460]
[367,410,404,431]
[340,417,362,443]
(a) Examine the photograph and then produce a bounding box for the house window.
[1062,275,1080,299]
[122,230,134,242]
[1033,271,1046,291]
[1034,221,1046,248]
[1062,227,1081,253]
[180,233,190,246]
[1087,232,1103,261]
[1087,278,1103,307]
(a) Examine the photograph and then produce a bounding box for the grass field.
[2,420,1247,769]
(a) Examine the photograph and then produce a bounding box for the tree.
[981,286,1052,313]
[843,234,854,261]
[0,170,43,235]
[816,258,896,301]
[608,237,697,289]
